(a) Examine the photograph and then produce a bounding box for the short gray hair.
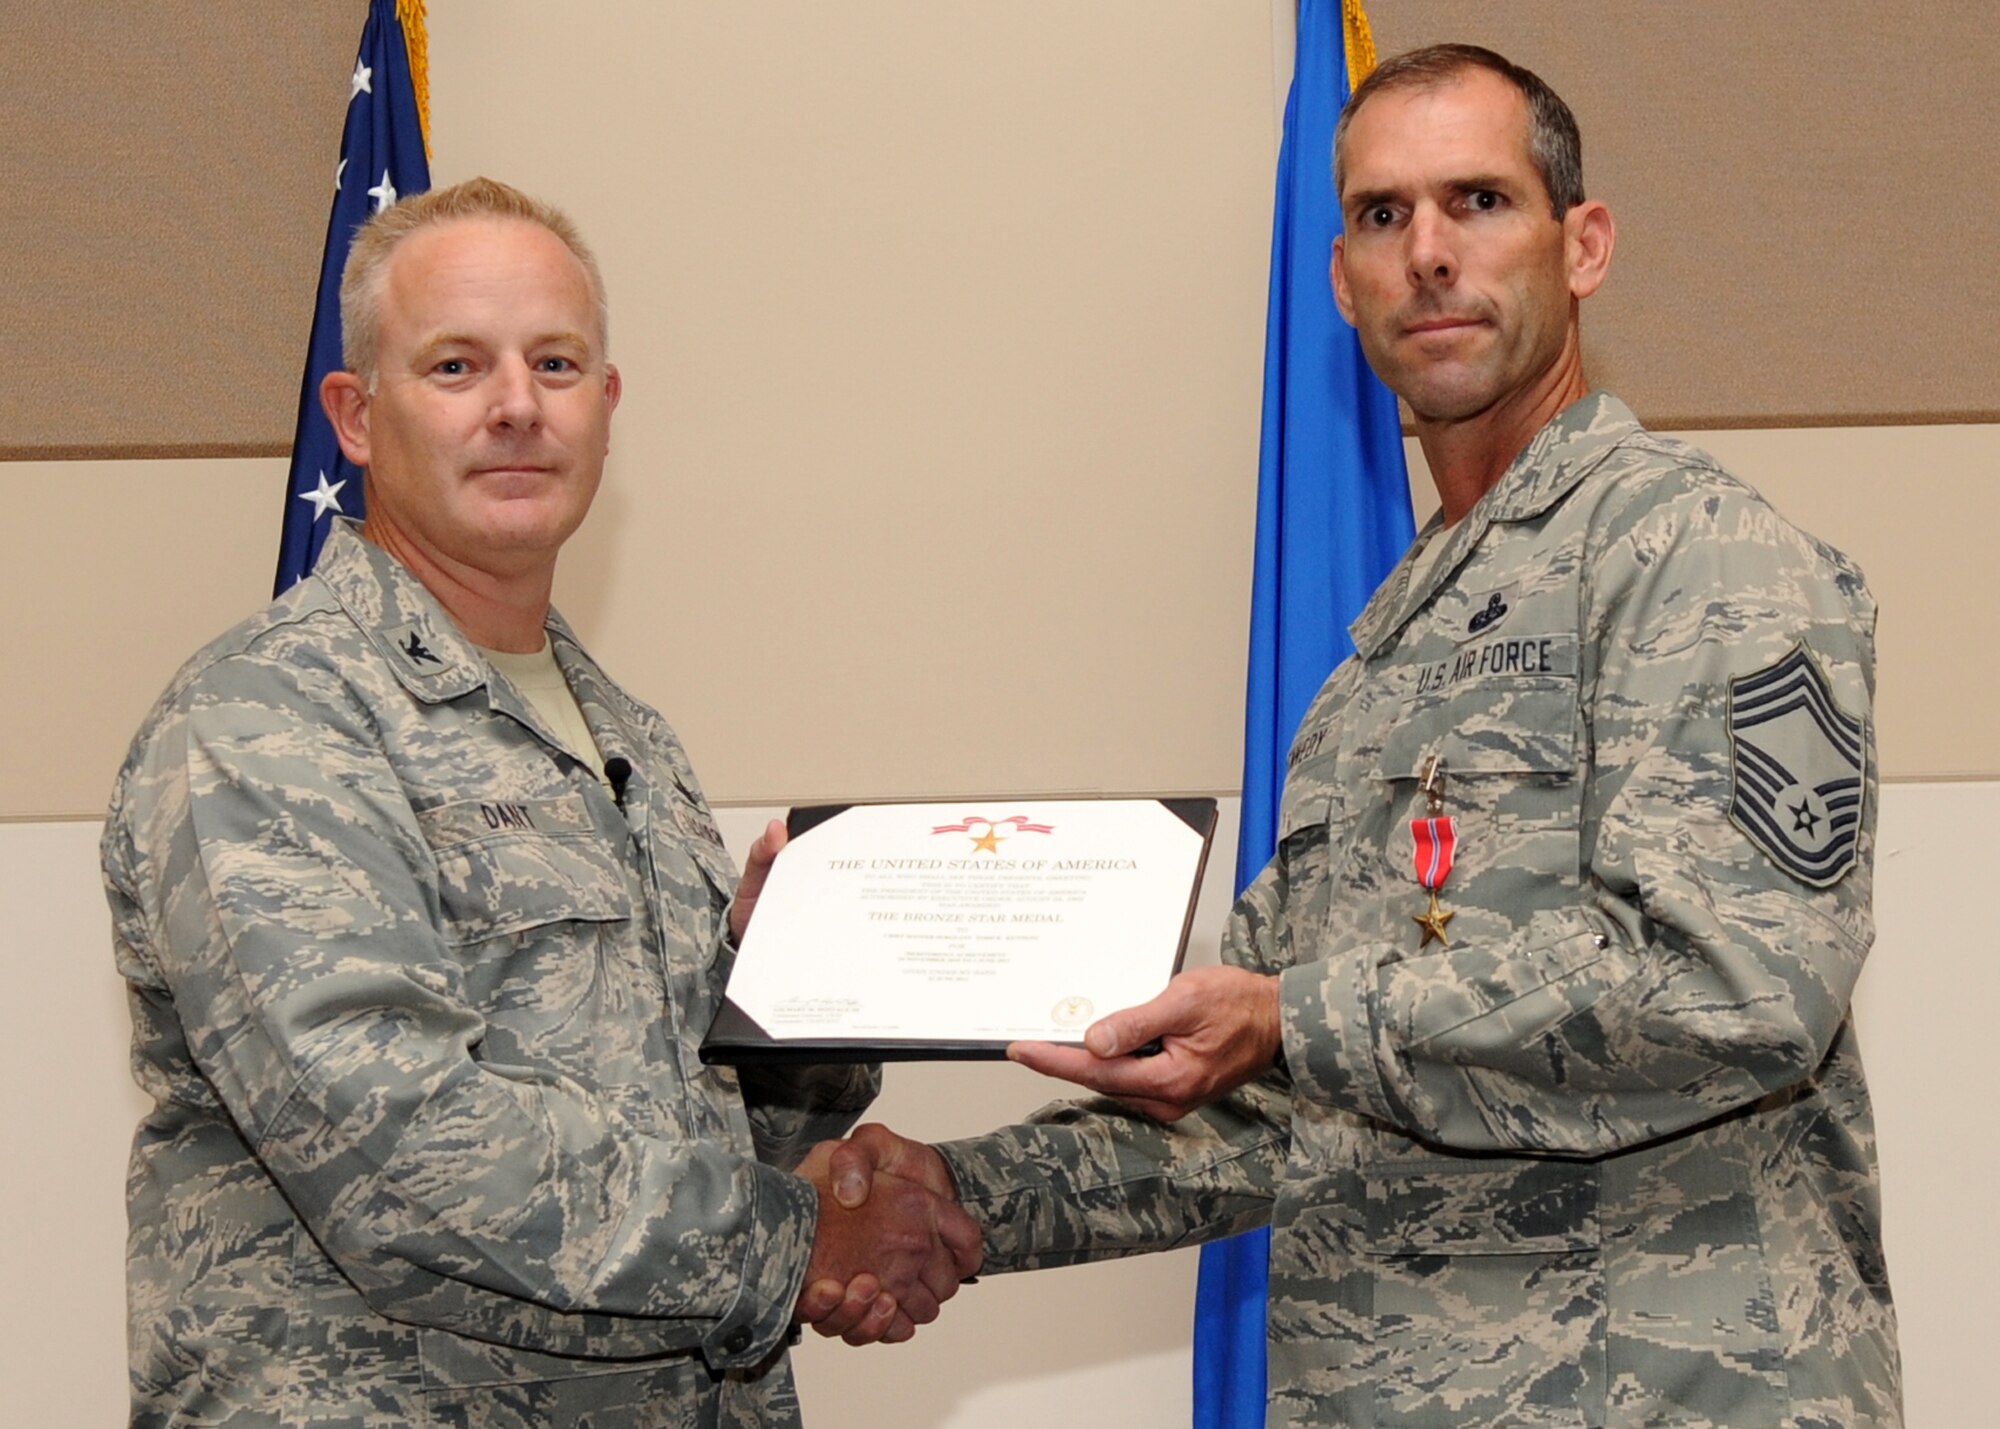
[338,176,610,383]
[1334,44,1584,218]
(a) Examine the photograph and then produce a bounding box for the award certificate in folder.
[701,797,1216,1063]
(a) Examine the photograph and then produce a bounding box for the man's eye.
[1364,205,1396,228]
[537,357,576,374]
[1469,190,1503,211]
[434,358,468,376]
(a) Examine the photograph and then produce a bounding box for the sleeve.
[934,855,1296,1272]
[148,653,815,1369]
[935,1076,1291,1274]
[738,1061,882,1172]
[1278,472,1879,1156]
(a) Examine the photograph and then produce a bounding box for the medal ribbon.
[1410,815,1457,891]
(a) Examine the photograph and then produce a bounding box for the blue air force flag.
[275,0,431,593]
[1193,2,1413,1425]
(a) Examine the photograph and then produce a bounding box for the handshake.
[780,963,1287,1343]
[791,1125,976,1346]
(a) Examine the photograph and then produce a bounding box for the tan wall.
[15,2,1997,457]
[1367,0,2000,428]
[0,2,358,459]
[2,419,1989,819]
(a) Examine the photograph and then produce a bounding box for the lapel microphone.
[603,756,633,812]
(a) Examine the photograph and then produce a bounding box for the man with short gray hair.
[106,176,978,1427]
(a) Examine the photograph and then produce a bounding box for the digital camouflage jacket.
[105,523,876,1428]
[940,394,1900,1427]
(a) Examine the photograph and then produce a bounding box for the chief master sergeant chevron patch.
[1727,642,1866,886]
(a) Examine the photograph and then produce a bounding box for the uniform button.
[724,1327,752,1355]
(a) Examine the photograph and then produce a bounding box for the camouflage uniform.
[104,522,877,1428]
[938,394,1901,1426]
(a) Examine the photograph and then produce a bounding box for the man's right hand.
[793,1127,980,1345]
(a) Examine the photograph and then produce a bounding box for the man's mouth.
[1404,316,1484,336]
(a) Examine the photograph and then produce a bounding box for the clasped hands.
[788,965,1283,1344]
[793,1126,976,1345]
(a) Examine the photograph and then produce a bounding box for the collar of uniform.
[312,520,488,703]
[544,614,651,794]
[1348,390,1637,658]
[545,620,712,823]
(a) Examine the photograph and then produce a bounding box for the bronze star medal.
[1410,755,1458,948]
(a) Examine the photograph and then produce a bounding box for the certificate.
[700,798,1216,1063]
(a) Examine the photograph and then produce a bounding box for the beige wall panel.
[1849,781,2000,1427]
[1369,1,2000,427]
[0,459,283,816]
[0,2,362,457]
[0,819,152,1427]
[426,0,1277,807]
[1405,424,1998,782]
[2,426,1992,819]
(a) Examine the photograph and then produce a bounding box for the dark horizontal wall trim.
[1642,411,2000,434]
[1397,409,2000,439]
[1,443,292,463]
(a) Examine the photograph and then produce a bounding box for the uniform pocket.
[1269,793,1343,970]
[1380,677,1583,941]
[419,801,633,945]
[1363,1156,1605,1427]
[678,824,737,907]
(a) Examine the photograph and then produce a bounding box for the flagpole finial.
[1343,0,1380,86]
[396,0,432,161]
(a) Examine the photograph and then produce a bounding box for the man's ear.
[1564,199,1615,301]
[1330,234,1358,326]
[320,370,372,467]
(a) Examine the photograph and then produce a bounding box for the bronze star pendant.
[1413,890,1455,948]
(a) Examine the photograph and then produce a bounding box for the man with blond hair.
[105,177,977,1427]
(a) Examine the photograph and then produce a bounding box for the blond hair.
[338,176,610,383]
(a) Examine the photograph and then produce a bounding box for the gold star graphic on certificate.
[1413,891,1454,948]
[970,828,1003,853]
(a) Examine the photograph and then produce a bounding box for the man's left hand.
[1008,965,1283,1122]
[728,819,788,945]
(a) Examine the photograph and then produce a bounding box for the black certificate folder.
[699,797,1218,1065]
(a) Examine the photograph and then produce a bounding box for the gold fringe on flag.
[396,0,432,161]
[1342,0,1381,86]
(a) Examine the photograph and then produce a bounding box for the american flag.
[275,0,431,593]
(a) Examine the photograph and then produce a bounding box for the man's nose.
[487,357,543,430]
[1406,204,1456,287]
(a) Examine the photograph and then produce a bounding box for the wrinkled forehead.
[1339,70,1535,198]
[382,216,604,345]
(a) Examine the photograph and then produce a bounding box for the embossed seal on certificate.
[1050,995,1094,1029]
